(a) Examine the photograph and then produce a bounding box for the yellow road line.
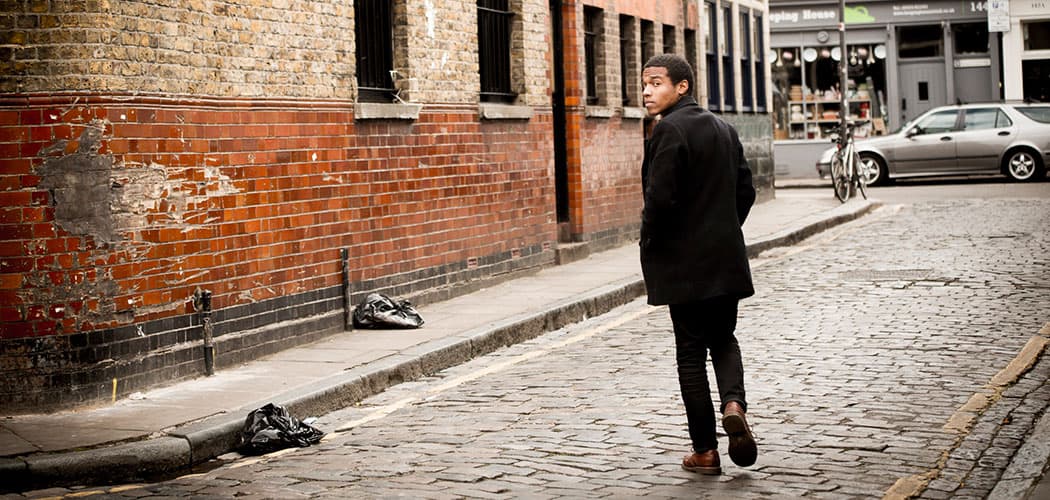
[884,321,1050,500]
[222,302,658,469]
[327,303,659,437]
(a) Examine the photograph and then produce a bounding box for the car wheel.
[1004,148,1045,182]
[858,153,888,186]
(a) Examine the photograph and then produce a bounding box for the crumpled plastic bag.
[239,403,324,455]
[352,292,424,329]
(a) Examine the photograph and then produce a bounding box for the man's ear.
[676,79,690,97]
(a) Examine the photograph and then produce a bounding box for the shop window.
[722,6,735,111]
[620,15,637,106]
[355,0,395,102]
[771,43,887,140]
[963,108,1010,131]
[740,10,752,112]
[478,0,516,102]
[899,25,943,58]
[1023,21,1050,50]
[663,24,676,54]
[640,20,654,66]
[584,6,603,106]
[1021,59,1050,102]
[705,2,720,111]
[953,23,989,55]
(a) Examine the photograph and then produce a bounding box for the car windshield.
[891,116,919,135]
[1013,106,1050,124]
[913,110,960,134]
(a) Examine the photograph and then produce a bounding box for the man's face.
[642,66,689,116]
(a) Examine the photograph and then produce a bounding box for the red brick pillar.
[558,0,586,242]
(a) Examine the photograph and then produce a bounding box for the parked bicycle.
[829,120,868,203]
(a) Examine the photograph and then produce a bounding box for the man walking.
[638,54,758,475]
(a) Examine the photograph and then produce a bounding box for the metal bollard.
[341,248,352,330]
[199,290,215,376]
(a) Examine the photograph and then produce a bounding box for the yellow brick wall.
[2,0,550,106]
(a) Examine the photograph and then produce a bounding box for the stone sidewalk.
[0,190,876,492]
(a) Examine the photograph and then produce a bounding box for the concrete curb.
[0,200,878,492]
[746,199,880,258]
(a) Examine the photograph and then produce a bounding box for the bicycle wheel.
[831,152,850,202]
[851,150,867,200]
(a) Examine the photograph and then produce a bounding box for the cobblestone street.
[17,197,1050,499]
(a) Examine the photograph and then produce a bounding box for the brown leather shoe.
[722,401,757,467]
[681,449,722,475]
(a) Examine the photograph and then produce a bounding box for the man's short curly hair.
[643,54,695,97]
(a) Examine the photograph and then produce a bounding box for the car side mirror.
[905,126,920,138]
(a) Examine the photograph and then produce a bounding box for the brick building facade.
[0,0,772,412]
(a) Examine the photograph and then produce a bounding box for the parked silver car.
[817,103,1050,185]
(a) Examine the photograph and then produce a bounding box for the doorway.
[952,22,994,104]
[899,61,947,123]
[897,25,947,124]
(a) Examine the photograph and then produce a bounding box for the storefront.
[769,0,999,178]
[1001,0,1050,102]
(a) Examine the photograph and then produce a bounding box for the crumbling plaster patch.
[33,119,242,325]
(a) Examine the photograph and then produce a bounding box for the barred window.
[584,6,603,105]
[662,24,675,54]
[754,15,767,112]
[478,0,516,102]
[722,6,735,112]
[355,0,395,102]
[740,10,753,112]
[685,28,697,73]
[620,15,637,106]
[705,2,720,111]
[640,20,654,68]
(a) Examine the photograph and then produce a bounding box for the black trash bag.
[239,403,324,455]
[352,292,424,329]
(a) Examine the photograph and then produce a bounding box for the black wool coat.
[639,96,756,306]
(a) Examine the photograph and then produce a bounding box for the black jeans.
[669,296,747,453]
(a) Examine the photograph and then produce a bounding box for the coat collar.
[661,95,698,118]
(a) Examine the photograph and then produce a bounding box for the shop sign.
[1010,0,1049,15]
[987,0,1010,32]
[770,0,991,29]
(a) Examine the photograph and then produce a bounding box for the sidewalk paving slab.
[0,191,876,492]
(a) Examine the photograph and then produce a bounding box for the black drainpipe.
[550,0,569,225]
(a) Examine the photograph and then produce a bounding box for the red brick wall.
[579,116,644,247]
[559,0,691,247]
[0,95,556,411]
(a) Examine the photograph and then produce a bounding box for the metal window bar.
[722,6,735,111]
[355,0,395,102]
[740,12,753,111]
[754,16,766,112]
[478,0,516,102]
[640,20,654,68]
[585,7,600,105]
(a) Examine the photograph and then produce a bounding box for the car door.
[891,109,961,175]
[953,107,1015,173]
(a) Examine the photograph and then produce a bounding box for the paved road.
[12,192,1050,499]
